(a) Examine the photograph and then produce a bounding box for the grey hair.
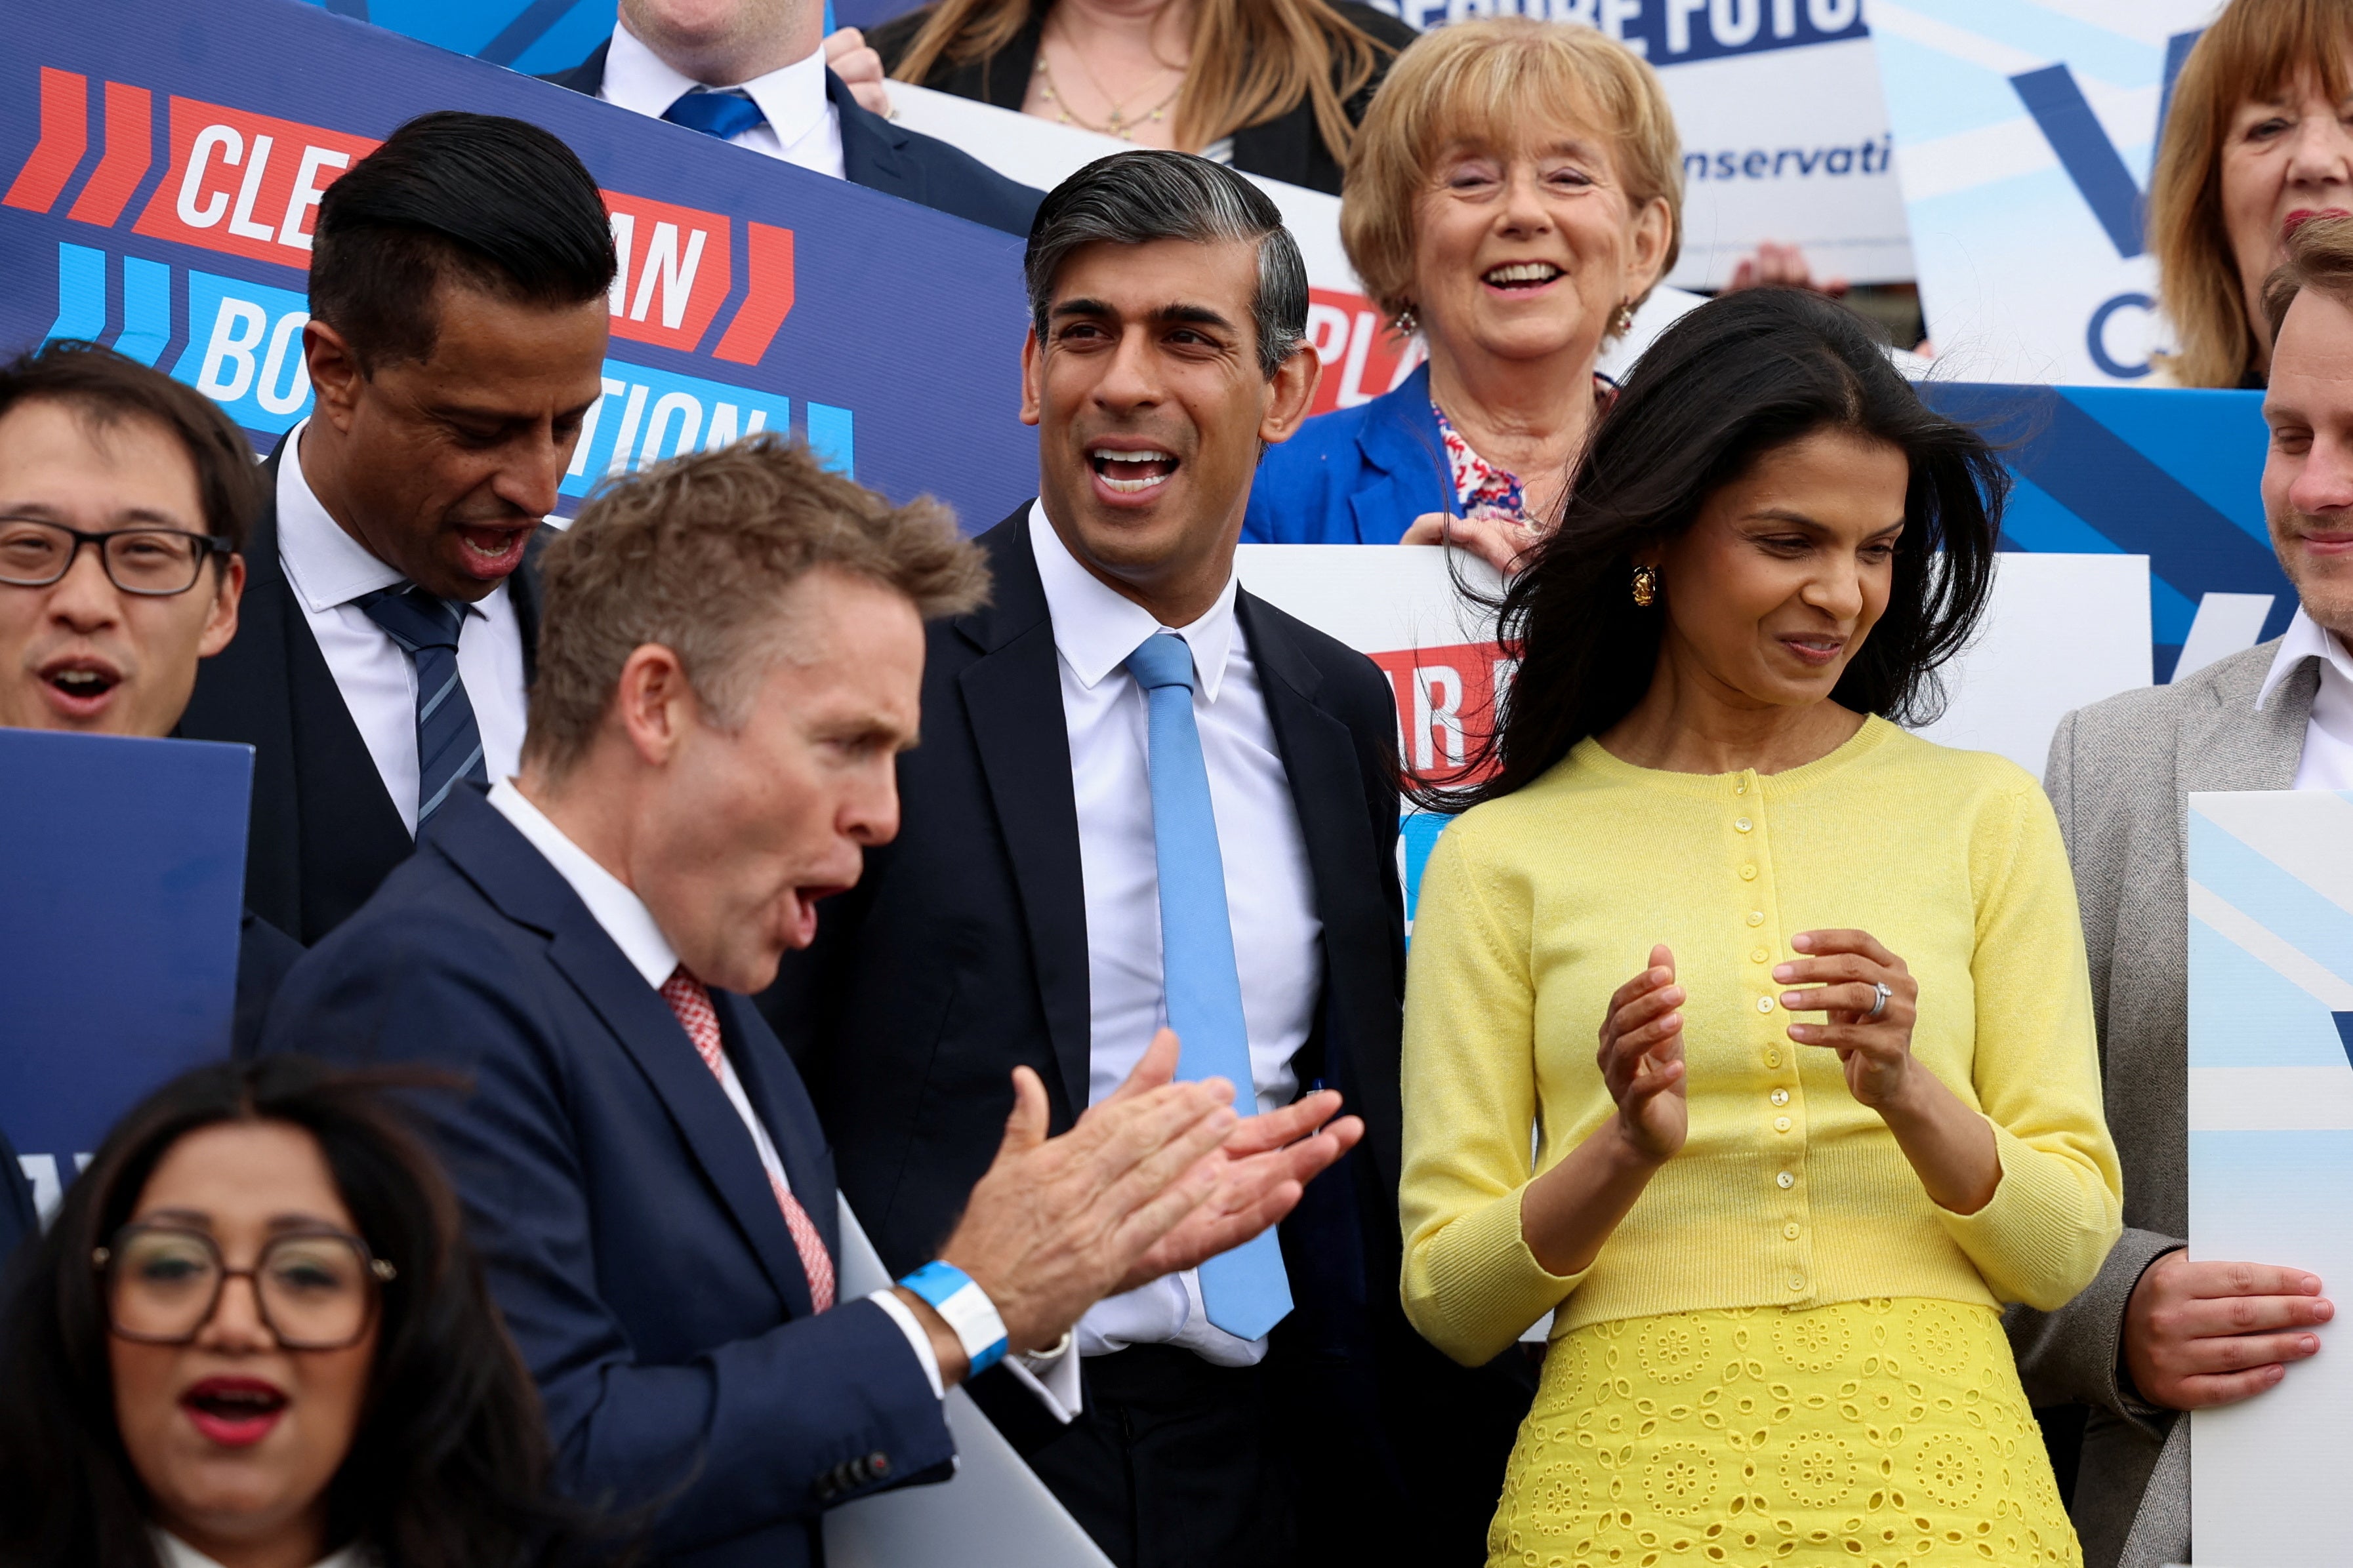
[1024,150,1309,378]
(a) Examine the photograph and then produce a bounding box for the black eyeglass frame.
[92,1221,398,1351]
[0,516,234,597]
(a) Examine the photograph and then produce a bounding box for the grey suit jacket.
[2008,638,2318,1568]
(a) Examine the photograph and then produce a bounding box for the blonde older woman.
[1243,18,1678,571]
[2151,0,2353,386]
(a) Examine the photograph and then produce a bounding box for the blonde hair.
[890,0,1393,167]
[2150,0,2353,387]
[2261,209,2353,338]
[525,434,988,780]
[1339,18,1682,325]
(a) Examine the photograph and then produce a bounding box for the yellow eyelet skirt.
[1486,1298,2080,1568]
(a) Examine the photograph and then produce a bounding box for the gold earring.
[1631,564,1658,607]
[1611,299,1636,335]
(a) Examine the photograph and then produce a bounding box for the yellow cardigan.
[1399,717,2123,1368]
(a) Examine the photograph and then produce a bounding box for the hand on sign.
[1725,241,1849,298]
[934,1030,1240,1361]
[1597,944,1688,1163]
[1099,1030,1364,1292]
[1399,510,1542,576]
[825,27,893,118]
[2123,1251,2333,1409]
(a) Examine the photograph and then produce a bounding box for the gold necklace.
[1033,37,1184,140]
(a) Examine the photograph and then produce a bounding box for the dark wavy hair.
[1418,288,2006,812]
[0,1058,624,1568]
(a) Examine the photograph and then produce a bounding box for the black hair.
[309,111,617,372]
[0,1057,627,1568]
[0,340,263,552]
[1418,288,2007,811]
[1026,150,1308,377]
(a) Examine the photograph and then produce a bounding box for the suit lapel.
[1238,595,1404,1187]
[956,513,1094,1120]
[435,797,817,1318]
[830,72,917,203]
[1347,365,1450,544]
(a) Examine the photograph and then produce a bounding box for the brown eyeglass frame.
[92,1222,398,1350]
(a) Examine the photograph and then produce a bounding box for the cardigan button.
[1765,1049,1781,1066]
[1790,1276,1807,1291]
[1770,1089,1789,1106]
[1776,1171,1795,1189]
[1774,1116,1792,1133]
[1734,816,1753,833]
[1756,996,1774,1013]
[1739,864,1758,881]
[1784,1222,1801,1240]
[1747,911,1765,927]
[1751,948,1770,963]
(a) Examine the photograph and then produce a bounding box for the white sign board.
[1872,0,2215,385]
[2187,790,2353,1564]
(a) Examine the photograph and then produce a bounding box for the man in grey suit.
[2009,216,2353,1568]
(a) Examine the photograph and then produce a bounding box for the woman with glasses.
[0,1056,612,1568]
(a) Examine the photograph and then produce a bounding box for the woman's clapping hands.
[1597,944,1688,1163]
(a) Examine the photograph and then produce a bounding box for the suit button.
[867,1451,891,1478]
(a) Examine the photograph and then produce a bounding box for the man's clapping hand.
[2123,1251,2333,1409]
[928,1030,1357,1371]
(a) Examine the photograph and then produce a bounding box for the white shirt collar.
[275,420,491,621]
[153,1531,369,1568]
[276,421,404,614]
[487,778,680,990]
[602,20,831,151]
[2255,605,2353,711]
[1026,499,1239,702]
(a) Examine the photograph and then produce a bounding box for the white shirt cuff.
[1007,1334,1083,1423]
[867,1287,945,1401]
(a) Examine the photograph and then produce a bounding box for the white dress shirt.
[483,780,1078,1415]
[600,22,848,180]
[2257,607,2353,790]
[1029,502,1324,1369]
[276,426,527,836]
[155,1533,367,1568]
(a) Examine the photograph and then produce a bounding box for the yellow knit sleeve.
[1399,818,1588,1366]
[1934,781,2124,1310]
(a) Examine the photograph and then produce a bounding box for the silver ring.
[1864,981,1892,1021]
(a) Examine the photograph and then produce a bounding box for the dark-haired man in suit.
[543,0,1040,236]
[770,150,1530,1568]
[180,111,617,944]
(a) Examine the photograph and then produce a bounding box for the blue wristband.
[897,1261,1010,1375]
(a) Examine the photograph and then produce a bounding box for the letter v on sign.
[2011,30,2202,260]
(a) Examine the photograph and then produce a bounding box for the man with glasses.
[0,338,300,1057]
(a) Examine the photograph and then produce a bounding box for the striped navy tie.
[358,585,487,826]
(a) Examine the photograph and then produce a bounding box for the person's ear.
[613,642,696,767]
[1623,195,1674,301]
[195,553,245,660]
[1258,344,1322,447]
[1018,325,1044,429]
[302,319,367,435]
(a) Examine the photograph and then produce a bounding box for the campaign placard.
[1874,0,2213,384]
[2187,790,2353,1563]
[0,0,1040,534]
[0,730,251,1221]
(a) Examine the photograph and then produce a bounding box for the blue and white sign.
[2188,790,2353,1561]
[1872,1,2211,384]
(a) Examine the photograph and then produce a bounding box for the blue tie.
[662,88,767,142]
[358,586,487,827]
[1123,632,1292,1341]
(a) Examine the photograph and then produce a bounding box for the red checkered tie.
[660,967,836,1312]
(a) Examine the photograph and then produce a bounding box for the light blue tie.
[1123,632,1292,1340]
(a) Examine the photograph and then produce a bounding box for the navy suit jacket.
[541,43,1041,238]
[1242,363,1450,546]
[0,1124,33,1279]
[262,788,951,1567]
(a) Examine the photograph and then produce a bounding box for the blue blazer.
[541,43,1042,239]
[1244,363,1450,546]
[262,788,952,1568]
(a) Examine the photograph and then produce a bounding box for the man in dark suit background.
[0,340,301,1050]
[266,432,1359,1566]
[542,0,1040,237]
[769,150,1530,1567]
[179,111,614,944]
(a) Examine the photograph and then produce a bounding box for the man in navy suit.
[768,151,1533,1567]
[542,0,1040,237]
[265,432,1359,1566]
